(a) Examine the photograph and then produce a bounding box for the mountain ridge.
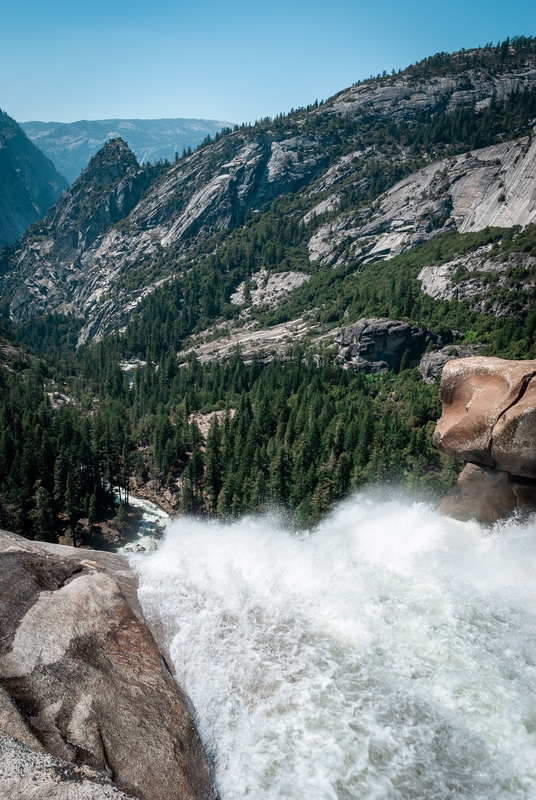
[2,38,536,350]
[22,117,235,183]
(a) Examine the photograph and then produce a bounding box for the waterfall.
[132,493,536,799]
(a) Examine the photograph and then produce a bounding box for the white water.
[132,494,536,799]
[116,495,169,554]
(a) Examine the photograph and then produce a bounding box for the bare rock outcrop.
[0,531,215,800]
[419,344,480,383]
[337,318,438,373]
[308,135,536,268]
[433,357,536,522]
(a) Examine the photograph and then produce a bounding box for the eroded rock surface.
[438,463,536,523]
[309,136,536,268]
[0,531,215,800]
[434,357,536,521]
[337,318,437,373]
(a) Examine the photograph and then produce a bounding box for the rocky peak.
[43,137,145,235]
[1,137,153,325]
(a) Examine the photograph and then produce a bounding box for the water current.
[132,493,536,799]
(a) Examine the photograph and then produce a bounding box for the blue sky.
[2,0,535,124]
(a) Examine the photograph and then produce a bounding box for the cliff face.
[308,136,536,267]
[1,51,536,344]
[0,111,68,248]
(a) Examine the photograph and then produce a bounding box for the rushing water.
[116,495,169,554]
[132,493,536,799]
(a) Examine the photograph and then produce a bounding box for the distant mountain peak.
[21,118,235,183]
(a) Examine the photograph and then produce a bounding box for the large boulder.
[438,463,536,523]
[433,357,536,522]
[433,357,536,473]
[337,318,438,373]
[0,531,215,800]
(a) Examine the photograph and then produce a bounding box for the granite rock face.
[2,58,536,344]
[308,136,536,268]
[433,357,536,522]
[419,345,480,383]
[0,730,133,799]
[0,111,68,248]
[337,318,437,373]
[0,531,215,800]
[3,138,151,326]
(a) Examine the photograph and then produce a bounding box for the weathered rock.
[337,318,437,373]
[308,135,536,268]
[434,356,536,522]
[0,730,132,799]
[491,375,536,478]
[433,356,536,469]
[438,462,536,523]
[419,344,480,383]
[417,249,536,317]
[0,531,215,800]
[230,269,310,309]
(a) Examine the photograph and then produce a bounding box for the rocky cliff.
[0,530,216,800]
[1,44,536,347]
[308,135,536,267]
[3,138,151,326]
[0,111,68,248]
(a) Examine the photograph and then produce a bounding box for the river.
[130,492,536,799]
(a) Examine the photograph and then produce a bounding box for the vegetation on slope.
[2,37,536,541]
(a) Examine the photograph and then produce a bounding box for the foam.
[133,493,536,799]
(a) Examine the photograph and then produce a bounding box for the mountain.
[21,117,234,183]
[3,37,536,537]
[2,38,536,349]
[0,110,68,248]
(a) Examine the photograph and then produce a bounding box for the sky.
[1,0,535,125]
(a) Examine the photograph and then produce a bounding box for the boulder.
[418,344,480,383]
[433,357,536,471]
[434,357,536,522]
[0,531,215,800]
[337,318,438,373]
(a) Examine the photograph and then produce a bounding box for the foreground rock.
[0,530,215,800]
[433,357,536,522]
[337,318,438,373]
[0,730,132,799]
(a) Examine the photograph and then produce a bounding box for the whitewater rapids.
[132,495,536,799]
